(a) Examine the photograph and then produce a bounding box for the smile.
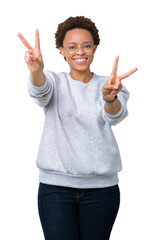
[73,58,88,64]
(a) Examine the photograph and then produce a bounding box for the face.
[59,28,97,74]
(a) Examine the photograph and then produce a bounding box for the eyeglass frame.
[63,41,95,55]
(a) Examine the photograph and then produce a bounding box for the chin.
[71,62,92,72]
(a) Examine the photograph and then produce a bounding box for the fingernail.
[114,86,119,89]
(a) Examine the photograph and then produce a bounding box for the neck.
[70,69,93,83]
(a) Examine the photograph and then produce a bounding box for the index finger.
[35,29,41,51]
[17,32,32,50]
[119,67,138,81]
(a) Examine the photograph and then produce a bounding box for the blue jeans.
[38,183,120,240]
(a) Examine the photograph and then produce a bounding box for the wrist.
[30,71,45,87]
[103,95,117,102]
[31,67,44,75]
[103,95,118,108]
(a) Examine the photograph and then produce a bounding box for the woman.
[18,16,137,240]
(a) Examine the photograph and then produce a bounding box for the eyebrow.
[67,41,93,45]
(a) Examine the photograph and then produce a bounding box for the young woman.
[18,16,137,240]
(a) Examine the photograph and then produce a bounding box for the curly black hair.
[55,16,100,49]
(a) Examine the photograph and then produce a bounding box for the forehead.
[63,28,94,44]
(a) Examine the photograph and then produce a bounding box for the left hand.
[102,56,138,101]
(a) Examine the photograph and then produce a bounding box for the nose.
[76,46,85,55]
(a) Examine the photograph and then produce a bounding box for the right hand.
[17,29,44,73]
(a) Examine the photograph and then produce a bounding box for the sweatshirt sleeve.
[27,71,54,107]
[102,85,130,126]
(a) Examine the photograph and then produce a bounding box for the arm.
[102,85,130,125]
[30,71,45,87]
[28,70,54,107]
[18,30,54,107]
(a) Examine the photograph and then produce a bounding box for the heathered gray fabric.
[28,71,129,189]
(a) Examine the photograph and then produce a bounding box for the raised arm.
[17,29,45,86]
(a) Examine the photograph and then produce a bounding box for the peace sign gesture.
[17,29,44,73]
[102,56,138,101]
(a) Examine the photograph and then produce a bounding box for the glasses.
[63,41,94,55]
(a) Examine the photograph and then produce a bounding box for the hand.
[17,29,44,73]
[102,56,138,101]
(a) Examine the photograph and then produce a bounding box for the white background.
[0,0,155,239]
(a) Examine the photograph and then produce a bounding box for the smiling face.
[59,28,97,76]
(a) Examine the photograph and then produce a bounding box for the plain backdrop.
[0,0,155,239]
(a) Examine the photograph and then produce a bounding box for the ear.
[59,46,66,58]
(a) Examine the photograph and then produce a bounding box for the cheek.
[63,53,70,61]
[89,54,94,63]
[66,56,72,64]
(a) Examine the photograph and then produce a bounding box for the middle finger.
[111,56,119,76]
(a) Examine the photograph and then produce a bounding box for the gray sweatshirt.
[28,71,129,189]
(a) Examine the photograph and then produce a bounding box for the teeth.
[75,58,86,62]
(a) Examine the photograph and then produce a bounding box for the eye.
[83,44,92,49]
[68,45,76,50]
